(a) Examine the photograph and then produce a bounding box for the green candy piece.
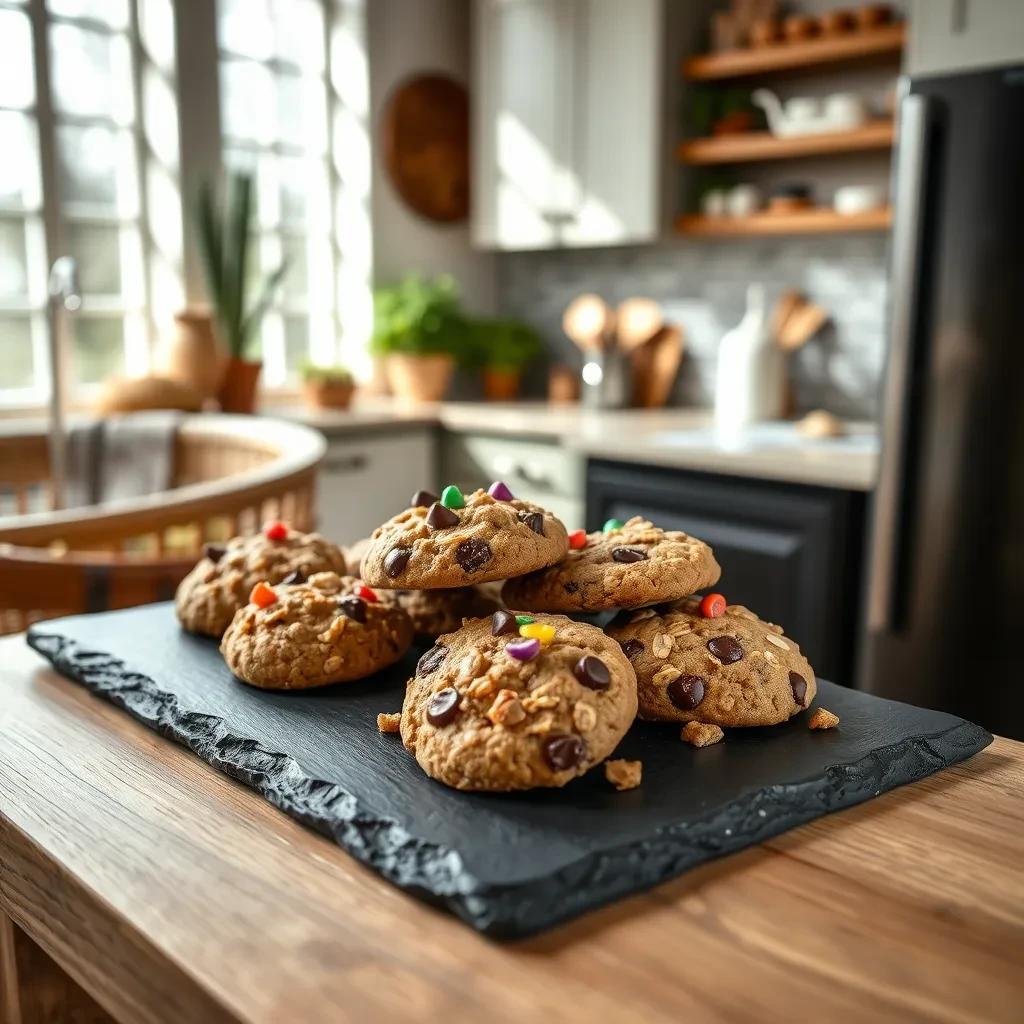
[515,614,535,626]
[440,485,465,509]
[602,518,624,533]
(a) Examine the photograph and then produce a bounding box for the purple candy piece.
[506,637,541,661]
[488,480,515,501]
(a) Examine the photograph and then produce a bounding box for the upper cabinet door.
[907,0,1024,78]
[472,0,663,250]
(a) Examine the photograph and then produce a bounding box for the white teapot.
[753,89,868,137]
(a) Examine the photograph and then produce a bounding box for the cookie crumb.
[377,712,401,734]
[681,721,724,748]
[605,759,642,791]
[808,707,839,730]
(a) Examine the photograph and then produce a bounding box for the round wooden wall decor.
[380,73,470,223]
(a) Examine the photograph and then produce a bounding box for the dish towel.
[64,411,181,508]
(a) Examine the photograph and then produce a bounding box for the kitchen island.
[1,635,1020,1023]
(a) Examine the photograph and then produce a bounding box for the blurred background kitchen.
[1,1,1022,735]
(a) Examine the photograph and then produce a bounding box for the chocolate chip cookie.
[176,523,348,637]
[221,572,413,689]
[375,585,500,640]
[608,598,815,727]
[360,483,568,589]
[502,516,720,612]
[401,611,637,790]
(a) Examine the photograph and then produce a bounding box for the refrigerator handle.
[866,93,932,633]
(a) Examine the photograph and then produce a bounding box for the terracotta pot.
[482,367,521,401]
[218,358,262,414]
[302,378,355,410]
[161,308,226,401]
[385,353,454,402]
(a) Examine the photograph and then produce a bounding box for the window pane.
[50,24,134,123]
[273,0,323,71]
[283,314,308,377]
[218,0,273,61]
[143,65,179,170]
[0,315,36,389]
[220,59,274,146]
[66,221,122,294]
[0,113,42,211]
[48,0,130,30]
[73,315,124,383]
[276,72,326,152]
[139,0,175,76]
[56,124,138,215]
[0,219,29,300]
[0,9,35,109]
[279,235,308,301]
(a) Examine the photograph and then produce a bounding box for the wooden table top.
[1,635,1022,1024]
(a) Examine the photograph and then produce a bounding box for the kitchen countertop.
[278,400,880,492]
[1,635,1020,1023]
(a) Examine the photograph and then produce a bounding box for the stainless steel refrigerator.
[859,58,1024,738]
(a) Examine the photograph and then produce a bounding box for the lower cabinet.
[587,460,866,685]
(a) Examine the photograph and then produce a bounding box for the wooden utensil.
[562,294,614,352]
[778,301,828,351]
[771,288,803,342]
[616,298,663,353]
[631,325,685,408]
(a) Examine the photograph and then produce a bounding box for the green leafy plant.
[371,274,474,364]
[195,171,287,361]
[300,361,353,384]
[472,318,542,371]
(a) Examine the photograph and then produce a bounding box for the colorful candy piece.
[250,581,277,608]
[491,610,518,636]
[487,480,514,501]
[602,518,624,533]
[440,485,465,509]
[514,614,535,626]
[411,489,438,508]
[568,529,588,549]
[699,592,727,618]
[263,520,288,541]
[356,583,379,603]
[519,622,556,645]
[506,637,541,661]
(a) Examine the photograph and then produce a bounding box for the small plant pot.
[385,353,454,402]
[218,358,262,414]
[483,367,521,401]
[303,378,355,411]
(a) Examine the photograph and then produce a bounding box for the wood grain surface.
[1,636,1021,1023]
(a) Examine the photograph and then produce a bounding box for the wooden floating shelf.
[683,24,905,81]
[676,207,892,237]
[677,120,895,165]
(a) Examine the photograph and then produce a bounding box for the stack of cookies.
[174,481,830,795]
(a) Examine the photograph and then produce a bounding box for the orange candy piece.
[250,581,277,608]
[264,520,288,541]
[699,593,726,618]
[356,583,378,602]
[568,529,588,550]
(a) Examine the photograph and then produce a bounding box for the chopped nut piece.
[681,721,724,748]
[377,712,401,734]
[764,632,789,651]
[572,701,598,733]
[653,665,681,686]
[522,693,559,713]
[605,759,642,791]
[652,632,673,658]
[808,707,840,730]
[487,688,526,726]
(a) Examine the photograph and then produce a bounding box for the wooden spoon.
[778,301,829,351]
[562,294,614,353]
[616,298,662,353]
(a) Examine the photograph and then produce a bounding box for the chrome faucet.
[46,256,81,511]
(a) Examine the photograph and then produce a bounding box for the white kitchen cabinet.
[907,0,1024,77]
[316,430,436,544]
[472,0,662,250]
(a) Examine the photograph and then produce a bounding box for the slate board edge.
[26,627,993,940]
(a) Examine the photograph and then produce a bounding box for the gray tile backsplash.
[497,234,890,419]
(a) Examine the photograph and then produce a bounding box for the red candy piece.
[263,520,288,541]
[568,529,588,550]
[356,583,378,603]
[699,593,727,618]
[250,581,277,608]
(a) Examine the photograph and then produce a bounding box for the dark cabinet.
[587,460,867,685]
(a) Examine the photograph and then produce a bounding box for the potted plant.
[371,274,472,402]
[474,318,542,401]
[195,172,287,414]
[301,362,355,410]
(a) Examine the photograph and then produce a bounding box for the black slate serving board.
[28,603,991,938]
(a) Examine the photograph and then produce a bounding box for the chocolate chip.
[281,569,306,586]
[426,687,460,726]
[338,595,366,623]
[543,733,586,771]
[426,502,460,530]
[417,645,446,675]
[411,489,438,508]
[668,674,705,710]
[203,544,226,563]
[612,547,647,563]
[564,581,579,594]
[620,638,644,659]
[707,635,744,664]
[384,547,411,578]
[455,537,492,572]
[789,671,808,707]
[491,610,517,636]
[574,655,610,690]
[518,511,545,535]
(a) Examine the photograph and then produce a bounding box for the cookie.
[502,516,720,612]
[360,483,568,589]
[608,598,815,727]
[221,572,413,689]
[400,611,637,790]
[344,536,373,578]
[176,523,348,637]
[375,585,500,639]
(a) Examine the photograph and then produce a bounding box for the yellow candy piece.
[519,622,556,645]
